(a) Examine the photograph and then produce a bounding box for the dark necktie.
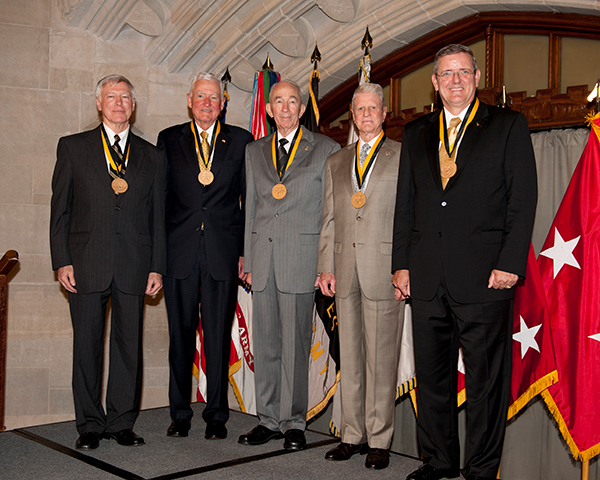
[113,134,124,170]
[277,138,289,178]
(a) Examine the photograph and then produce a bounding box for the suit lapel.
[446,102,489,189]
[364,139,394,199]
[88,125,117,196]
[426,113,443,190]
[123,132,142,190]
[261,133,280,182]
[281,127,312,180]
[179,122,201,177]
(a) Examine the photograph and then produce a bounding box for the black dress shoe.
[167,419,191,437]
[406,464,459,480]
[325,442,369,460]
[104,429,145,446]
[365,448,390,469]
[238,425,283,445]
[283,429,306,451]
[75,432,100,450]
[205,420,227,439]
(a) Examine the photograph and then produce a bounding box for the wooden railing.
[0,250,19,431]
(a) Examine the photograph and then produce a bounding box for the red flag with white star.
[538,113,600,462]
[508,243,557,419]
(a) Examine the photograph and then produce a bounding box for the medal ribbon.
[101,128,130,180]
[355,131,385,190]
[191,121,221,172]
[439,97,479,160]
[271,127,303,177]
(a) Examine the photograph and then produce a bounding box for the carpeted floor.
[0,403,459,480]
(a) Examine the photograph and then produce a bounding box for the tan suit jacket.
[317,138,401,298]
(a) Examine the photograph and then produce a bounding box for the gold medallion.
[198,170,214,185]
[272,184,287,200]
[112,178,128,194]
[351,192,366,209]
[440,160,457,179]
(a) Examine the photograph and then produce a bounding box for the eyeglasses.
[436,69,475,80]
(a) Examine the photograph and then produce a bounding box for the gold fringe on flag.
[307,369,340,420]
[542,390,600,462]
[507,370,558,420]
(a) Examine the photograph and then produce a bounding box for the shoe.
[103,429,145,446]
[205,420,227,439]
[238,425,283,445]
[75,432,100,450]
[406,464,459,480]
[365,448,390,469]
[167,419,191,437]
[283,429,306,451]
[325,442,369,460]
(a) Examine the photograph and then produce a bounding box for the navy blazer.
[158,121,254,281]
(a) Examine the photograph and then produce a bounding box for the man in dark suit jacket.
[50,75,166,450]
[157,72,253,441]
[392,45,537,480]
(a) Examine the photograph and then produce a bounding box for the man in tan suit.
[317,83,404,470]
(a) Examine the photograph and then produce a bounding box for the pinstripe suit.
[244,127,339,431]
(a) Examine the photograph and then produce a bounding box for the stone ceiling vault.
[59,0,600,98]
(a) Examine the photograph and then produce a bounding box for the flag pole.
[582,459,589,480]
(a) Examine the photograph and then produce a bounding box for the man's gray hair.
[268,80,303,104]
[433,44,478,74]
[95,75,136,100]
[189,72,222,98]
[351,83,385,109]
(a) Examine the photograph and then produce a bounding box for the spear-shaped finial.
[221,67,232,84]
[263,53,274,71]
[311,43,321,69]
[588,78,600,114]
[361,26,373,55]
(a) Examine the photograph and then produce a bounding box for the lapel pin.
[305,146,310,150]
[221,139,226,143]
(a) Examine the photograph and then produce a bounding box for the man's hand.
[488,269,518,290]
[58,265,77,293]
[317,272,336,297]
[392,269,410,301]
[246,272,252,286]
[238,257,248,282]
[145,272,163,296]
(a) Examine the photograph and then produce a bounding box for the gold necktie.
[440,117,461,189]
[200,131,210,164]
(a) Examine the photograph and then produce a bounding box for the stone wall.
[0,0,250,430]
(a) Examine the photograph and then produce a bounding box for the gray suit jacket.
[244,128,340,294]
[317,138,401,300]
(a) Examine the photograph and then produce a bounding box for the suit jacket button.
[274,213,279,218]
[269,238,273,242]
[441,201,447,207]
[195,227,201,232]
[356,216,361,221]
[114,206,121,211]
[352,243,356,247]
[202,207,207,211]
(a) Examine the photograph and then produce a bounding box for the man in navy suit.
[158,73,253,440]
[393,45,537,480]
[50,74,166,450]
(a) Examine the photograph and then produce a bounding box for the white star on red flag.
[539,228,581,278]
[513,316,542,358]
[589,333,600,342]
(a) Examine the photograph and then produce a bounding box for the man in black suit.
[392,45,537,480]
[50,75,166,450]
[157,72,253,440]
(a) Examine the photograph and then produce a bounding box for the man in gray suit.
[317,83,404,470]
[239,80,340,451]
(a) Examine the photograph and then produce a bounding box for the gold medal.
[198,170,214,185]
[440,159,457,179]
[112,178,128,194]
[272,184,287,200]
[351,192,366,209]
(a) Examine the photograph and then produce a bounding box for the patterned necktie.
[359,142,370,169]
[200,131,210,164]
[277,138,289,178]
[112,134,125,173]
[447,117,461,149]
[440,117,462,189]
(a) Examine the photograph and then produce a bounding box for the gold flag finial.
[263,53,274,71]
[361,26,373,54]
